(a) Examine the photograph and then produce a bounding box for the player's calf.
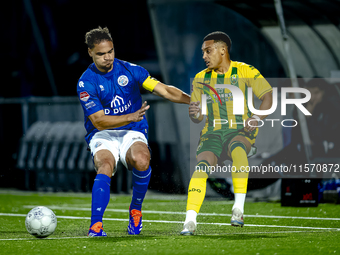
[126,144,152,235]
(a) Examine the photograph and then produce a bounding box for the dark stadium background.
[1,0,340,200]
[1,0,158,189]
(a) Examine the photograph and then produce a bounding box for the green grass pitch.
[0,190,339,255]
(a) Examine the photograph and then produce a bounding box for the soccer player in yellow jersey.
[181,31,273,235]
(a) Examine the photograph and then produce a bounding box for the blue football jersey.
[77,59,150,144]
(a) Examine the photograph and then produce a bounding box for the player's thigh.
[119,131,150,171]
[196,133,222,166]
[227,135,252,158]
[197,151,218,166]
[89,132,119,176]
[93,149,116,176]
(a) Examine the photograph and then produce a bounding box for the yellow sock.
[186,160,209,213]
[230,142,249,194]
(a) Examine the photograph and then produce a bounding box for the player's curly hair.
[85,26,113,49]
[204,31,232,54]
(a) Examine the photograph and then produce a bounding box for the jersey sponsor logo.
[79,81,84,87]
[132,137,144,141]
[200,137,209,142]
[99,85,105,91]
[118,75,129,86]
[111,95,124,107]
[85,101,96,109]
[94,141,102,148]
[254,73,261,80]
[107,95,132,114]
[80,91,90,102]
[188,188,201,193]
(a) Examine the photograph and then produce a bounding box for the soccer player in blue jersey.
[77,27,190,237]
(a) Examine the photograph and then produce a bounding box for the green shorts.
[196,129,257,160]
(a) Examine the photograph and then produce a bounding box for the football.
[25,206,57,238]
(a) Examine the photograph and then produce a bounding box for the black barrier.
[17,121,133,193]
[8,96,188,194]
[17,121,52,190]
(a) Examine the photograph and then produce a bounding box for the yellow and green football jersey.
[191,61,272,137]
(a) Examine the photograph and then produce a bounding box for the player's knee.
[95,154,115,177]
[192,170,209,179]
[229,141,247,158]
[130,151,150,171]
[94,149,115,173]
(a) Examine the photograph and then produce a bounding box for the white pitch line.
[22,205,340,221]
[46,201,223,207]
[197,230,338,236]
[0,230,335,241]
[1,213,340,231]
[23,200,234,208]
[0,236,89,241]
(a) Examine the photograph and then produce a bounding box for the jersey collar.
[210,60,234,76]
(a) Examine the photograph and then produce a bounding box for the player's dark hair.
[85,26,113,49]
[204,31,232,54]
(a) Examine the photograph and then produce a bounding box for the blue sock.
[90,174,111,227]
[130,166,152,211]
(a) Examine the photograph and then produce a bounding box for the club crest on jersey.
[230,74,239,85]
[118,75,129,86]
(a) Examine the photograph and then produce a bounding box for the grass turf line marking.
[57,201,229,207]
[0,236,89,241]
[197,230,339,236]
[1,213,340,231]
[22,205,340,221]
[0,230,336,241]
[23,201,234,207]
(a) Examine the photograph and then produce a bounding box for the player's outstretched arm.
[89,101,150,131]
[152,82,190,104]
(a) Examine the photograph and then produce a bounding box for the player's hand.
[128,101,150,122]
[244,117,258,132]
[189,101,201,118]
